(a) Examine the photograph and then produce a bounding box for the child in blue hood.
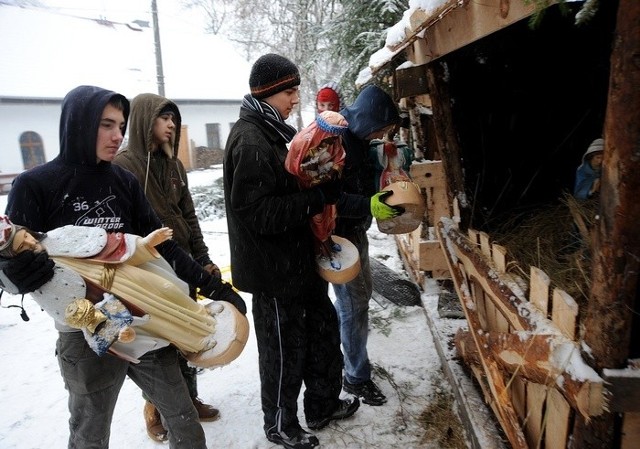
[574,138,604,200]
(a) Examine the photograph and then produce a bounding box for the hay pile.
[488,193,598,309]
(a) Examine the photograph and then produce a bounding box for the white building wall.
[0,100,242,174]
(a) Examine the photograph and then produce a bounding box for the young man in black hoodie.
[224,54,359,449]
[0,85,244,449]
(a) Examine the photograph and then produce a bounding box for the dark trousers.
[57,331,205,449]
[252,287,343,435]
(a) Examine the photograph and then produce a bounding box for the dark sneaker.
[306,396,360,431]
[266,425,319,449]
[343,379,387,406]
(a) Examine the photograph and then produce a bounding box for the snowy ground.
[0,167,480,448]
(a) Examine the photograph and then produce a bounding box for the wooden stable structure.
[366,0,640,447]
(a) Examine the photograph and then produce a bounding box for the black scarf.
[241,94,297,143]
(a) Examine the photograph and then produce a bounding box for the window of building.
[19,131,46,169]
[206,123,221,150]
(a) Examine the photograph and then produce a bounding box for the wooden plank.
[512,376,527,422]
[552,288,579,340]
[621,413,640,449]
[474,280,489,331]
[480,231,491,258]
[468,228,480,246]
[602,368,640,412]
[418,239,449,273]
[494,307,510,333]
[457,329,605,418]
[545,388,571,449]
[394,63,429,98]
[442,243,529,449]
[485,290,498,331]
[422,0,537,63]
[525,382,547,449]
[409,160,445,189]
[530,267,550,317]
[492,243,508,273]
[410,161,450,226]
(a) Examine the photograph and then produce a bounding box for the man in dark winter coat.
[333,85,402,407]
[114,93,225,441]
[223,54,359,449]
[0,85,244,449]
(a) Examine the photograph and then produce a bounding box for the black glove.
[3,251,55,294]
[317,177,342,205]
[201,280,247,315]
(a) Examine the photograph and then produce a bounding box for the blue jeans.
[332,229,373,384]
[56,331,206,449]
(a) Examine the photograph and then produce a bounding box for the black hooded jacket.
[223,107,326,297]
[335,85,400,236]
[5,85,220,291]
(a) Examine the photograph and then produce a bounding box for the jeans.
[332,228,373,384]
[56,331,206,449]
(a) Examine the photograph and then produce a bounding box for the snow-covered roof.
[0,2,251,100]
[356,0,456,87]
[356,0,584,87]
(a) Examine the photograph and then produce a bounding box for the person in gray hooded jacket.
[114,93,228,441]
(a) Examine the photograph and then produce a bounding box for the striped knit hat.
[249,53,300,100]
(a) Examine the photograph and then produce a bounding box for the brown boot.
[143,400,168,442]
[192,397,220,422]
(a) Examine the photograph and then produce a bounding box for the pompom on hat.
[249,53,300,100]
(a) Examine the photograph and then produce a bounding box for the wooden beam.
[440,234,529,449]
[421,0,537,62]
[438,220,535,331]
[602,368,640,412]
[456,329,605,417]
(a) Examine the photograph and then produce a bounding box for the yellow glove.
[370,191,405,220]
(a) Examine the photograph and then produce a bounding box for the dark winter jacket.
[223,107,326,297]
[4,86,222,296]
[114,93,212,267]
[335,85,400,236]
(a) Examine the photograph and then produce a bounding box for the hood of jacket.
[59,85,130,166]
[340,85,399,140]
[582,138,604,163]
[124,93,182,161]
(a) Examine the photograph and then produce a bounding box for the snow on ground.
[0,167,473,448]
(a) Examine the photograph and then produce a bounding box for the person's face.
[317,101,337,113]
[11,229,44,254]
[265,87,300,119]
[590,153,603,169]
[152,112,176,148]
[96,104,126,163]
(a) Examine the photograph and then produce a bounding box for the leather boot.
[143,400,168,442]
[192,397,220,422]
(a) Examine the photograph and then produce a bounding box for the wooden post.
[574,0,640,446]
[425,61,471,230]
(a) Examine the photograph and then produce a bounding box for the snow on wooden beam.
[456,329,605,417]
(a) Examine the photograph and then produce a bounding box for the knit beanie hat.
[316,87,341,112]
[249,53,300,99]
